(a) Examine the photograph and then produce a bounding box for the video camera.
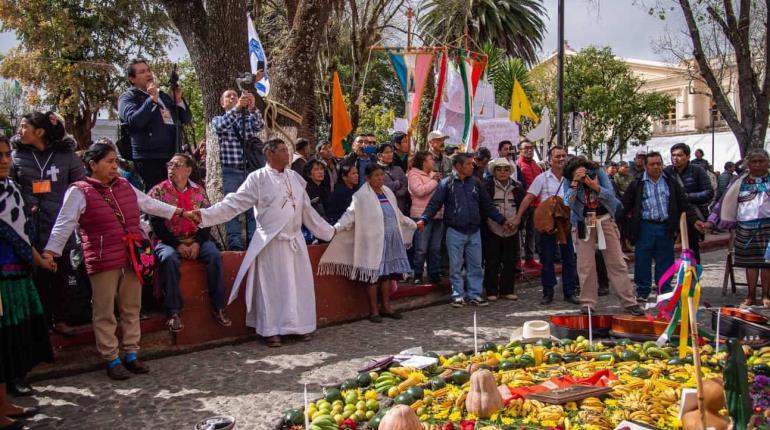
[235,72,256,93]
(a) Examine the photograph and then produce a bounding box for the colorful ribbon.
[655,250,703,358]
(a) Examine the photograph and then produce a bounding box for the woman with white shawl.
[319,163,417,322]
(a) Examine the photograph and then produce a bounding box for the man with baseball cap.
[628,149,647,178]
[427,130,454,178]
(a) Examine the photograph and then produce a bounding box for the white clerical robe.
[199,165,335,336]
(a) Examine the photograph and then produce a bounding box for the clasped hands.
[180,209,203,225]
[415,219,517,233]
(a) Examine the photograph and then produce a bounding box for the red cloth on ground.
[500,369,617,404]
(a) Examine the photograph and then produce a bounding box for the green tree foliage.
[563,47,673,162]
[0,0,172,148]
[480,43,530,108]
[357,96,396,144]
[418,0,546,66]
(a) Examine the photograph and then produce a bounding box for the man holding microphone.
[118,58,192,190]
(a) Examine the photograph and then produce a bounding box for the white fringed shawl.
[318,183,416,283]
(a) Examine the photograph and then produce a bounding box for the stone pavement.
[15,248,753,430]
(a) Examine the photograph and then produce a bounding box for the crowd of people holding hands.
[2,57,769,429]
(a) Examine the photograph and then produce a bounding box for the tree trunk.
[270,0,333,143]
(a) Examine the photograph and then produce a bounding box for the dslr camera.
[235,72,256,93]
[564,156,600,181]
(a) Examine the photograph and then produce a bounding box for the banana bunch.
[576,410,614,430]
[505,398,525,417]
[618,390,651,410]
[520,399,544,416]
[499,371,534,387]
[536,404,566,423]
[562,342,587,354]
[374,371,400,394]
[579,397,604,414]
[308,414,337,430]
[656,387,680,408]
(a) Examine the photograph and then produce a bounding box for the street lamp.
[710,103,718,168]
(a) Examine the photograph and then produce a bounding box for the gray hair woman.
[700,148,770,307]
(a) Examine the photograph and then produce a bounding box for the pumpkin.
[464,369,503,418]
[682,378,730,430]
[377,405,422,430]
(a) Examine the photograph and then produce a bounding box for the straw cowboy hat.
[509,320,552,342]
[487,157,514,174]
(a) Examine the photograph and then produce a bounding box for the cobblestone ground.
[15,248,754,430]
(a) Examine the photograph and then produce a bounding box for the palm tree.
[418,0,546,66]
[480,43,530,108]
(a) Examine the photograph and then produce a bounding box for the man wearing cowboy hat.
[483,158,525,301]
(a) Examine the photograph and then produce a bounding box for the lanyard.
[32,152,54,180]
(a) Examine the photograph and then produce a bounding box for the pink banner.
[410,53,434,126]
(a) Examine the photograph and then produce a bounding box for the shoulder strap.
[88,182,130,232]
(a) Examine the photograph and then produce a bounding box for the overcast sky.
[0,0,689,63]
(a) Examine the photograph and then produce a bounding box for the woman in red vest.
[44,143,194,380]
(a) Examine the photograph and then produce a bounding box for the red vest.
[73,177,142,275]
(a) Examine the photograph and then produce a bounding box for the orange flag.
[331,71,352,158]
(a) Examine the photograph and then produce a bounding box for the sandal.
[741,298,756,307]
[212,309,232,327]
[167,314,184,333]
[266,336,282,347]
[8,406,40,418]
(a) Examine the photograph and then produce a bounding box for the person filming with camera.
[562,156,644,316]
[211,72,265,251]
[118,58,192,190]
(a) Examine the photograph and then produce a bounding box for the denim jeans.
[222,166,256,250]
[539,233,577,299]
[412,218,444,277]
[156,241,225,315]
[445,227,483,300]
[634,221,675,297]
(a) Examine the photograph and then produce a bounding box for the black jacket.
[306,180,330,220]
[622,173,696,245]
[118,87,192,160]
[421,173,506,234]
[663,162,714,219]
[12,136,86,250]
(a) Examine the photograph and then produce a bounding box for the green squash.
[406,386,424,400]
[621,350,641,362]
[752,363,770,376]
[340,378,359,390]
[546,353,563,364]
[597,352,618,361]
[451,370,470,385]
[499,360,516,371]
[518,354,536,368]
[559,338,574,347]
[284,409,304,425]
[630,367,650,378]
[430,377,447,390]
[536,338,553,348]
[563,353,581,363]
[356,373,373,387]
[324,388,342,402]
[394,393,415,406]
[482,342,497,352]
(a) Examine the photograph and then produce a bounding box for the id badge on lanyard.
[32,180,52,194]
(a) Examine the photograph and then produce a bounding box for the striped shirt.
[641,172,670,222]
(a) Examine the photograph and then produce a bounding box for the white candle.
[474,311,478,355]
[304,383,309,429]
[587,306,593,348]
[715,308,721,352]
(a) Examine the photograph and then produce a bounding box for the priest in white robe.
[194,139,335,347]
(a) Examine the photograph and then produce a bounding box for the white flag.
[247,14,270,97]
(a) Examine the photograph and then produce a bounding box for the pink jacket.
[408,168,442,219]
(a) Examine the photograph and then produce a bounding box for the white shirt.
[45,184,177,256]
[527,169,566,200]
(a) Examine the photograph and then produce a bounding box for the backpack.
[116,122,133,161]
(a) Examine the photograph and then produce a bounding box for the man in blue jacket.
[417,153,515,307]
[664,142,714,262]
[118,58,192,190]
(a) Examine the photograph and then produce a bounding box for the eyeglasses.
[166,161,187,168]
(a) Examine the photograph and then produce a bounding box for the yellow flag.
[509,79,539,123]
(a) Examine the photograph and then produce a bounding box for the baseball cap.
[635,150,647,157]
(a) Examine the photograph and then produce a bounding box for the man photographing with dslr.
[118,58,192,190]
[211,70,265,251]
